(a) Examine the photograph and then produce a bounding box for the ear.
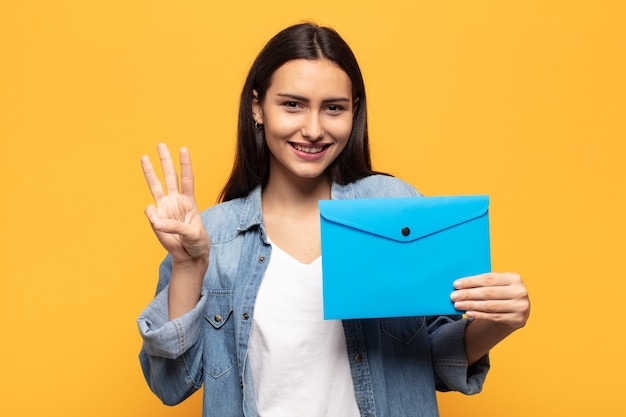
[252,89,263,124]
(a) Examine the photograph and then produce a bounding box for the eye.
[282,101,302,111]
[325,104,346,114]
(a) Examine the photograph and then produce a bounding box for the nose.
[300,112,325,141]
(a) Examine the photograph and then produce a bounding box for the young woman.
[138,23,530,417]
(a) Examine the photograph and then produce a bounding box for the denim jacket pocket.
[203,290,237,378]
[380,316,426,344]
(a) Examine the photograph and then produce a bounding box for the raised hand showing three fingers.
[141,144,210,264]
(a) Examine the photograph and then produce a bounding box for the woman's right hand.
[140,143,210,267]
[141,144,210,319]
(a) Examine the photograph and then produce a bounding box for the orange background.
[1,1,625,416]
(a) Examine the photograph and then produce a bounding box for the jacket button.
[354,354,363,362]
[242,313,250,320]
[214,314,222,323]
[401,227,411,236]
[259,256,265,262]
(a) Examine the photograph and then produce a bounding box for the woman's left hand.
[451,272,530,330]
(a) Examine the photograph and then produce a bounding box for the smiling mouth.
[291,143,329,154]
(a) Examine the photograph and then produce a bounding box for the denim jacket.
[138,175,490,417]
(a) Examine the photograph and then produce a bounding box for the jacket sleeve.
[427,315,490,394]
[137,255,206,405]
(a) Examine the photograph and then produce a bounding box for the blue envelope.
[319,195,491,319]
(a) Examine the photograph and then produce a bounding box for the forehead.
[267,58,352,97]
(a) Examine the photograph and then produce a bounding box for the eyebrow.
[276,93,351,103]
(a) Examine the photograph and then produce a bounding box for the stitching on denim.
[174,317,186,353]
[434,359,468,366]
[203,360,238,379]
[380,317,426,344]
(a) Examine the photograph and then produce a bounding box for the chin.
[290,167,330,180]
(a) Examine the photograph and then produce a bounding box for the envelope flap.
[319,195,489,242]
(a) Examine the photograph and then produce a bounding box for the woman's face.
[253,58,355,183]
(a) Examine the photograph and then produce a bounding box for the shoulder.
[199,185,263,238]
[199,197,250,243]
[201,198,244,219]
[335,174,422,199]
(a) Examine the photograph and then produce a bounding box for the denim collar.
[236,185,264,233]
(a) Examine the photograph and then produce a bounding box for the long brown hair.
[218,23,376,202]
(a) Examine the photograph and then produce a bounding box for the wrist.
[171,254,209,277]
[168,256,207,320]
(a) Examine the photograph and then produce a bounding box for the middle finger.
[157,143,180,195]
[451,286,512,302]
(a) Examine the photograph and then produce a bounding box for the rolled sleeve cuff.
[137,286,206,359]
[431,318,490,394]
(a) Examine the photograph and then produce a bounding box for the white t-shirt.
[248,240,360,417]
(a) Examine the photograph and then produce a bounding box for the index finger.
[453,273,509,289]
[179,147,195,197]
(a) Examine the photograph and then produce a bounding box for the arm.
[140,143,210,319]
[138,271,207,405]
[138,144,211,404]
[451,272,531,365]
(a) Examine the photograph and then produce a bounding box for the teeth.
[294,144,324,153]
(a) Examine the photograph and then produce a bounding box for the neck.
[262,172,332,213]
[261,171,330,264]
